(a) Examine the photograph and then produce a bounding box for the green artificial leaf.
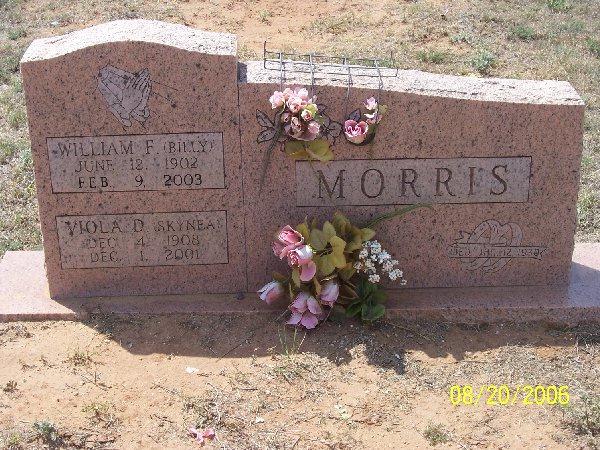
[312,276,322,295]
[338,263,356,281]
[305,139,334,162]
[309,228,327,251]
[345,234,363,252]
[345,301,362,318]
[296,222,310,241]
[284,141,310,160]
[360,227,376,242]
[272,272,287,282]
[364,204,433,228]
[340,283,358,299]
[371,289,387,305]
[332,212,350,235]
[323,221,337,240]
[363,304,386,322]
[316,254,336,277]
[292,268,301,287]
[329,304,347,323]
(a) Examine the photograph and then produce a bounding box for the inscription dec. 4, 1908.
[56,211,228,269]
[296,157,532,206]
[47,132,225,192]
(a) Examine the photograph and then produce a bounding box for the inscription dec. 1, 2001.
[47,132,225,192]
[296,157,532,206]
[56,211,228,269]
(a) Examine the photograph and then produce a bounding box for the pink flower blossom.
[287,95,306,114]
[188,427,215,445]
[280,112,292,124]
[365,111,382,125]
[294,87,310,101]
[287,292,323,329]
[364,96,378,111]
[257,281,284,305]
[269,91,286,109]
[272,225,304,259]
[282,88,294,100]
[287,245,317,281]
[306,120,320,138]
[300,108,313,122]
[319,281,339,307]
[344,120,369,144]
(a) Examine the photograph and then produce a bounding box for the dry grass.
[0,0,598,256]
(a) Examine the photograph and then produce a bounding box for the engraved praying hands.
[98,65,151,127]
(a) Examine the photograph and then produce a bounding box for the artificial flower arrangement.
[344,96,388,145]
[256,87,344,189]
[258,207,423,329]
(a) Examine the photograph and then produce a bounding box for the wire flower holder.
[263,42,398,117]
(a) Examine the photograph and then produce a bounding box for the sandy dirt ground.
[0,316,599,449]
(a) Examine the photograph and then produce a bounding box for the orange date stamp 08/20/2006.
[449,385,570,407]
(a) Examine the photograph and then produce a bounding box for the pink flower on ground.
[287,292,323,329]
[257,281,284,305]
[188,427,215,445]
[344,120,369,144]
[272,225,304,259]
[287,245,317,282]
[320,281,339,307]
[269,91,286,109]
[364,96,378,111]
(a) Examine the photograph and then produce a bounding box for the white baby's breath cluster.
[354,240,406,285]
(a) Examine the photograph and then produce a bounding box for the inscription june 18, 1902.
[56,211,228,269]
[296,157,532,206]
[47,132,225,192]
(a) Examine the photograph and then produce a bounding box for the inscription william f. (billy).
[47,132,225,192]
[296,157,532,206]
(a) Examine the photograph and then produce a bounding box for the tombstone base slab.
[1,245,599,323]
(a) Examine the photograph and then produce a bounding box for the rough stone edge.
[240,60,584,106]
[21,19,237,63]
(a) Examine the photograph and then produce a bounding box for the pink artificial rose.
[364,111,381,125]
[269,91,286,109]
[272,225,304,259]
[287,95,306,114]
[287,292,323,329]
[294,87,310,101]
[282,87,294,100]
[280,112,292,124]
[287,245,317,282]
[306,120,320,139]
[319,280,339,307]
[364,96,378,111]
[258,280,284,305]
[344,120,369,144]
[300,108,313,122]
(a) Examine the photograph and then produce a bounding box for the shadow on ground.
[82,312,597,375]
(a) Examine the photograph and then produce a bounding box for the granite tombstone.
[20,20,245,298]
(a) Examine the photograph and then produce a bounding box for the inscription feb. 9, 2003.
[47,132,225,193]
[296,157,532,206]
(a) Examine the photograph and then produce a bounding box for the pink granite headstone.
[239,61,585,291]
[21,20,246,298]
[20,20,585,301]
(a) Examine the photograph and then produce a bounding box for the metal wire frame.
[263,42,396,118]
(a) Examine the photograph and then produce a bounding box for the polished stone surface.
[1,244,598,324]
